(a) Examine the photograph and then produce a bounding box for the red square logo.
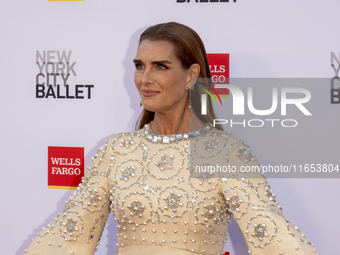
[207,53,230,98]
[48,146,84,190]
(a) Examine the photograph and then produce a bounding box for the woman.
[24,22,317,255]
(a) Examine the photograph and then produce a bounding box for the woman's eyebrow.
[151,60,172,65]
[133,59,173,65]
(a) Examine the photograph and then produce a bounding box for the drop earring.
[186,86,191,109]
[139,101,142,107]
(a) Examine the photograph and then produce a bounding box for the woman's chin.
[143,104,158,113]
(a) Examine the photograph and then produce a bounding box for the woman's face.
[134,39,194,114]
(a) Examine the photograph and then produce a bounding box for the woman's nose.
[141,68,153,85]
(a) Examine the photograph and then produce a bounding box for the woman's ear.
[187,63,200,85]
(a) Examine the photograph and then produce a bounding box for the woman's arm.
[220,134,317,255]
[24,138,115,255]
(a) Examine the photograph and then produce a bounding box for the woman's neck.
[151,109,205,135]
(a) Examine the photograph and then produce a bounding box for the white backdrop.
[1,1,339,255]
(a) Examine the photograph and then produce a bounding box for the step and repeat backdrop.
[1,1,339,255]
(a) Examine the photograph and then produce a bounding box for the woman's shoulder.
[106,128,144,151]
[210,126,247,144]
[209,126,258,162]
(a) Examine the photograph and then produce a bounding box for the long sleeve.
[220,134,318,255]
[24,138,115,255]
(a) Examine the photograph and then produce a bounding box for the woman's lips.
[142,89,160,97]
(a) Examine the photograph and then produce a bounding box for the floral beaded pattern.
[24,123,317,255]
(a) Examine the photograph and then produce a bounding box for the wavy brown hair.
[135,22,223,131]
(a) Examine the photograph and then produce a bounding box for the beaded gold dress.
[24,123,317,255]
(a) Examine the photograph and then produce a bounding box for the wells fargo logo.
[207,53,229,98]
[48,146,84,189]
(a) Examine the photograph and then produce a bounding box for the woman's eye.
[135,63,144,70]
[157,64,167,70]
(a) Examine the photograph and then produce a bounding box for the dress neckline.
[141,121,213,144]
